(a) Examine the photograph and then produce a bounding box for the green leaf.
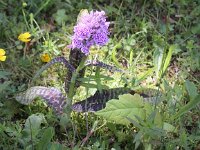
[0,81,11,93]
[95,94,152,125]
[53,9,69,25]
[153,46,164,78]
[171,94,200,120]
[163,122,176,133]
[185,80,198,100]
[59,113,70,128]
[162,45,174,74]
[133,131,142,149]
[111,43,122,68]
[136,68,154,84]
[116,131,128,142]
[191,23,200,34]
[80,83,108,89]
[48,143,66,149]
[129,49,134,67]
[23,113,46,138]
[78,75,114,82]
[37,127,55,150]
[0,70,11,78]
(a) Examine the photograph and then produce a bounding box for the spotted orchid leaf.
[15,86,66,114]
[33,57,75,81]
[72,88,132,112]
[72,88,161,113]
[85,60,125,73]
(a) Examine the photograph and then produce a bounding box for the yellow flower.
[41,53,51,62]
[0,49,6,61]
[18,32,31,42]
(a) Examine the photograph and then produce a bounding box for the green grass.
[0,0,200,149]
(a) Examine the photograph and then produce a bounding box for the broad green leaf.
[133,131,143,149]
[0,81,11,92]
[95,94,152,125]
[53,9,69,25]
[59,113,70,128]
[0,70,11,78]
[185,80,198,100]
[47,143,66,149]
[37,127,55,150]
[171,95,200,120]
[162,45,174,74]
[191,23,200,34]
[147,110,163,127]
[24,113,46,138]
[163,122,176,133]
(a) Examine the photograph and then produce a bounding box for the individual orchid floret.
[71,10,110,55]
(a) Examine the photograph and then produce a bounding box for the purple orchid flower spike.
[71,10,110,55]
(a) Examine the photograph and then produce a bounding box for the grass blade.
[162,45,174,74]
[171,95,200,120]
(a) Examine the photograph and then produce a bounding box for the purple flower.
[71,10,110,55]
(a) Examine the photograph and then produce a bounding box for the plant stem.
[68,57,87,107]
[22,8,29,30]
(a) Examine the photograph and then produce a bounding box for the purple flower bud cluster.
[71,10,110,55]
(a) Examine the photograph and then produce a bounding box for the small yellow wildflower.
[18,32,31,42]
[41,53,51,62]
[0,49,6,61]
